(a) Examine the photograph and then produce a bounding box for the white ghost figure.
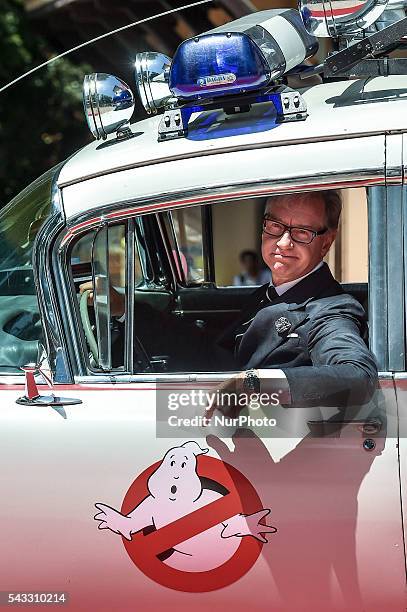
[94,441,276,572]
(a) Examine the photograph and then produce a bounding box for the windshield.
[0,165,61,372]
[0,165,61,281]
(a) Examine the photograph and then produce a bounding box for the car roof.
[58,76,407,190]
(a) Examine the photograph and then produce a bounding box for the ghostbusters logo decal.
[94,441,276,592]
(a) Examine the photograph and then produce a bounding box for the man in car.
[216,190,378,408]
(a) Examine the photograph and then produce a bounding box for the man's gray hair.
[321,190,342,230]
[266,190,342,230]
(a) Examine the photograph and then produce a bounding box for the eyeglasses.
[262,216,328,244]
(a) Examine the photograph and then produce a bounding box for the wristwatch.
[243,368,260,394]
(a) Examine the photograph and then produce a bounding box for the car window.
[0,166,60,373]
[68,188,371,376]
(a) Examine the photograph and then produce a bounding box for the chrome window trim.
[54,228,92,377]
[172,309,241,315]
[369,187,388,370]
[134,218,151,283]
[386,187,405,370]
[73,371,394,385]
[125,219,135,374]
[369,186,405,372]
[74,372,238,384]
[62,170,385,237]
[155,214,177,290]
[32,164,72,383]
[163,211,187,285]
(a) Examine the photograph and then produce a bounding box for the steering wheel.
[79,290,99,363]
[79,290,158,372]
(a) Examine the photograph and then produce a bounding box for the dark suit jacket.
[219,263,378,407]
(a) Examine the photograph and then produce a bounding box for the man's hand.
[79,281,125,317]
[205,371,248,421]
[79,281,94,304]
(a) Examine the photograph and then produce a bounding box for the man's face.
[261,194,337,286]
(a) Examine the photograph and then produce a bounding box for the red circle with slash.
[121,455,267,592]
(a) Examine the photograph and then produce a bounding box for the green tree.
[0,0,92,205]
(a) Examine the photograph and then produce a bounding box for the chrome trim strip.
[173,309,241,314]
[62,170,385,240]
[53,206,93,378]
[386,186,405,370]
[74,371,394,384]
[156,213,177,290]
[384,135,405,371]
[125,219,135,373]
[165,212,186,285]
[74,372,237,384]
[368,187,388,371]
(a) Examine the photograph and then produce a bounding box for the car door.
[62,187,403,612]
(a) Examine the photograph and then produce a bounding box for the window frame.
[54,171,403,382]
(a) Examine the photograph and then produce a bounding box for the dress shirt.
[271,261,323,297]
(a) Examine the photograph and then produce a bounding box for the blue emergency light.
[169,33,271,100]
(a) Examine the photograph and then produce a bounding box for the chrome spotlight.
[83,73,135,140]
[134,52,172,114]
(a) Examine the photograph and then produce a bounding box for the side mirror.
[16,342,81,409]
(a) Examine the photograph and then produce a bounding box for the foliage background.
[0,0,92,206]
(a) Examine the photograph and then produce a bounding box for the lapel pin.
[275,316,292,334]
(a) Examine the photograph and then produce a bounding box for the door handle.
[307,419,382,436]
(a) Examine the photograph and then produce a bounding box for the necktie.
[253,285,278,317]
[266,286,279,302]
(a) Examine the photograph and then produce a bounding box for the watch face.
[244,371,260,393]
[245,377,255,390]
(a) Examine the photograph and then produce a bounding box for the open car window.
[69,187,370,376]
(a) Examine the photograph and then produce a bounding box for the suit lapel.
[239,284,269,325]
